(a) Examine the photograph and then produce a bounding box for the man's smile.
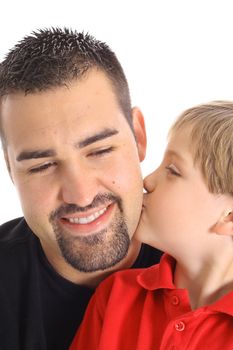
[63,206,108,224]
[58,203,115,235]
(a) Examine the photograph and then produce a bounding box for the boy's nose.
[143,170,157,193]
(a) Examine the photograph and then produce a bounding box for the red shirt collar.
[208,291,233,316]
[137,253,176,290]
[137,253,233,316]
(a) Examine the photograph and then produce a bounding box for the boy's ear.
[213,210,233,236]
[131,107,147,162]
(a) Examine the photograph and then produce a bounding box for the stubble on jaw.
[49,193,130,272]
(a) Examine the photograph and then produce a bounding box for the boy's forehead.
[168,125,193,147]
[166,126,195,163]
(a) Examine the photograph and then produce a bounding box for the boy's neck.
[173,249,233,310]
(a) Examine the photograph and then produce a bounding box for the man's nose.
[59,165,99,207]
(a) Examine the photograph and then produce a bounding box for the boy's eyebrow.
[165,149,187,164]
[16,149,56,162]
[76,128,119,148]
[16,128,119,161]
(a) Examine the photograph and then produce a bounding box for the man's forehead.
[0,72,131,153]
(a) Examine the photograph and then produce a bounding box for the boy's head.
[169,101,233,196]
[136,101,233,257]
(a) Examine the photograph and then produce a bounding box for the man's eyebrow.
[77,128,119,148]
[16,149,56,162]
[16,128,119,161]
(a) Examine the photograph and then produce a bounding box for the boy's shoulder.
[96,263,160,301]
[95,254,176,301]
[90,263,161,317]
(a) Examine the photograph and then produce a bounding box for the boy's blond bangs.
[169,101,233,196]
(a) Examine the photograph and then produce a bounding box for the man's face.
[1,70,146,274]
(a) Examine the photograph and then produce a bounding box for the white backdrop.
[1,0,233,223]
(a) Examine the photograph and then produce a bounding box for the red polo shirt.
[70,254,233,349]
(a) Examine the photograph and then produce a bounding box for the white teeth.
[67,207,107,224]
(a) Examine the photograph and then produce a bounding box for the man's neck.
[42,238,142,288]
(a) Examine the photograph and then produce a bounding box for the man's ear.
[213,210,233,236]
[131,107,147,162]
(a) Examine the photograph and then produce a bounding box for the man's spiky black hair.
[0,27,127,94]
[0,27,133,145]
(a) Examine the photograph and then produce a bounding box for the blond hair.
[169,101,233,195]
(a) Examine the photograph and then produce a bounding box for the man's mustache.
[49,193,123,221]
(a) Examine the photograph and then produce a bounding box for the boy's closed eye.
[165,164,181,177]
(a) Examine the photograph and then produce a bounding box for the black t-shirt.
[0,217,163,350]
